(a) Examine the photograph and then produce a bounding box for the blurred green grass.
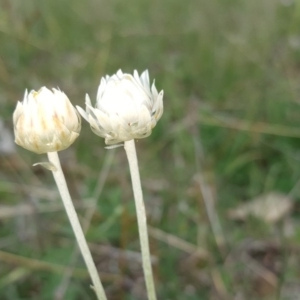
[1,0,300,299]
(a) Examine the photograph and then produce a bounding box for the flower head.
[77,70,164,144]
[13,87,81,154]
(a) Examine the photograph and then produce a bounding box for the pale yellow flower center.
[32,91,39,98]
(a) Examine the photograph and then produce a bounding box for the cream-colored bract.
[13,87,81,154]
[77,70,164,145]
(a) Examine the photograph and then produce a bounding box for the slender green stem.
[47,151,107,300]
[124,140,157,300]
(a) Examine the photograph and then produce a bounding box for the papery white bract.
[77,70,164,144]
[13,87,81,154]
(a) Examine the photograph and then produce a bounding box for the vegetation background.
[1,0,300,299]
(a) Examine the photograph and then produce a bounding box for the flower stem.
[47,151,107,300]
[124,140,157,300]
